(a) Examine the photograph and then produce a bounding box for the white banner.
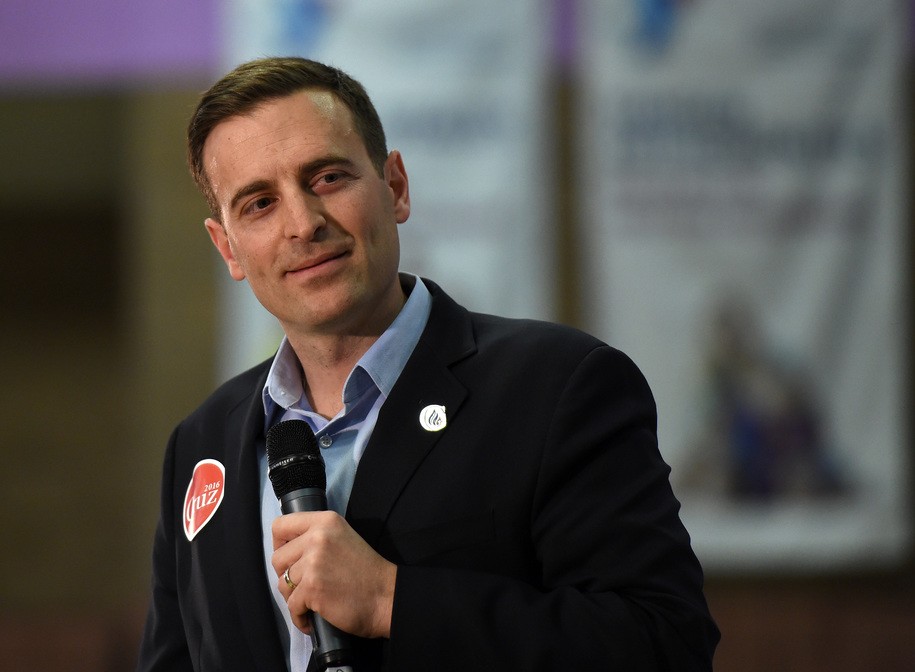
[580,0,909,572]
[216,0,551,378]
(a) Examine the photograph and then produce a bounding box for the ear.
[384,150,411,224]
[205,218,246,281]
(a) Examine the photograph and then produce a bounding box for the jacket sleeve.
[386,346,719,671]
[136,426,195,672]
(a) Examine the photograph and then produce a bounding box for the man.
[137,56,719,671]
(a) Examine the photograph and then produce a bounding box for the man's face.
[202,90,410,339]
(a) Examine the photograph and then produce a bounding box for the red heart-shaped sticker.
[183,459,226,541]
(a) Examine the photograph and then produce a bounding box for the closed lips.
[288,250,348,273]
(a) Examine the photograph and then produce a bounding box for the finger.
[271,539,298,580]
[271,511,312,549]
[292,610,313,635]
[282,566,298,591]
[275,563,295,601]
[282,575,314,634]
[271,540,301,579]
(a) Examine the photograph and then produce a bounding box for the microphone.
[266,419,356,672]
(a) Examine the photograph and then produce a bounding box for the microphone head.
[266,420,326,498]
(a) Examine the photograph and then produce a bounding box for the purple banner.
[0,0,219,86]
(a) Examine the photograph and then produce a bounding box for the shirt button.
[319,435,333,448]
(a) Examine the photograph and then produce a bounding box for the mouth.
[286,250,350,276]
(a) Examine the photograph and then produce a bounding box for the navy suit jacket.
[137,278,719,671]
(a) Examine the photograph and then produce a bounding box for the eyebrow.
[229,180,271,213]
[227,155,359,214]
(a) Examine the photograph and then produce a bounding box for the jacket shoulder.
[471,312,603,348]
[468,311,617,367]
[423,277,635,376]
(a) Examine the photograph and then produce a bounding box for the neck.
[291,335,374,418]
[286,279,408,418]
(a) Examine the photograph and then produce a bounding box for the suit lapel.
[346,281,475,546]
[222,364,288,671]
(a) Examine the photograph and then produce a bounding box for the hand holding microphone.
[267,420,397,670]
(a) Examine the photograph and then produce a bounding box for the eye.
[242,195,275,216]
[311,170,349,193]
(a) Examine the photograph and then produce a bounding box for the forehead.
[202,90,360,190]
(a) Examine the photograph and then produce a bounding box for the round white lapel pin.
[419,404,447,432]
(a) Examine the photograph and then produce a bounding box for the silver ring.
[283,567,297,590]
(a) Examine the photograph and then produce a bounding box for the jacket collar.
[346,278,476,546]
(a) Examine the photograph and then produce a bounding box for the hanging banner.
[579,0,909,572]
[215,0,551,379]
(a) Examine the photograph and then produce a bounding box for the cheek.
[369,224,400,267]
[368,205,400,250]
[226,235,267,279]
[227,231,255,260]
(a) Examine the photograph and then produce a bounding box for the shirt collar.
[262,275,432,418]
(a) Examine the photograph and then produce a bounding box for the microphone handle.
[280,488,356,671]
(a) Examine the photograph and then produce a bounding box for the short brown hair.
[187,56,389,218]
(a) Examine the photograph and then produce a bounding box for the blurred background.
[0,0,912,669]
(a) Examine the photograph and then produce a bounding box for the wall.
[0,90,218,670]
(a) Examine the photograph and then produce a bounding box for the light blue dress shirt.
[258,276,431,672]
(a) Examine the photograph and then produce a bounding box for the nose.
[282,191,326,240]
